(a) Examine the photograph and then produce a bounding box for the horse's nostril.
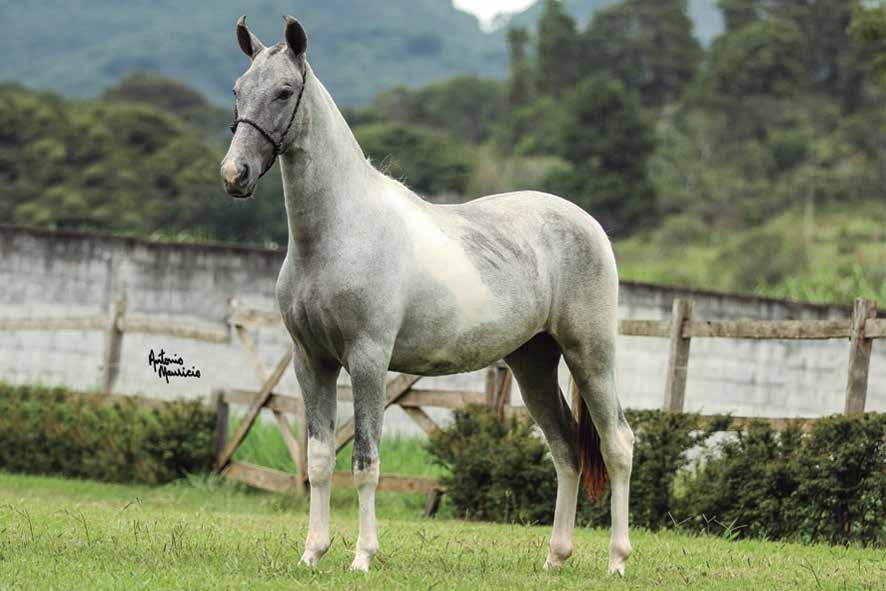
[239,162,250,181]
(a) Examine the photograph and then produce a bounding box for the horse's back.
[436,190,618,299]
[388,190,618,375]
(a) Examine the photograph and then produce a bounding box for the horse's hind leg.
[559,325,634,576]
[505,333,580,569]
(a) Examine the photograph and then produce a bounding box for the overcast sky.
[453,0,537,27]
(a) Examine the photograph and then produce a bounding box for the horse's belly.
[388,325,533,375]
[388,277,545,376]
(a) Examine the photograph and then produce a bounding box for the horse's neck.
[279,67,378,252]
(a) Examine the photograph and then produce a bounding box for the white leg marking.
[606,426,634,576]
[300,437,335,567]
[544,464,579,570]
[350,459,380,572]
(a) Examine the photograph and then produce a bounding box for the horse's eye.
[276,88,294,101]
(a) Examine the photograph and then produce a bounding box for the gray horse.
[221,16,634,576]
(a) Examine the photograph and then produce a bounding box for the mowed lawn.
[0,472,883,590]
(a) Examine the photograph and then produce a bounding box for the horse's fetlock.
[549,539,573,562]
[307,439,335,483]
[352,455,380,488]
[356,540,379,557]
[609,539,632,561]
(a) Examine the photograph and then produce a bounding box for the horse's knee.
[307,438,335,485]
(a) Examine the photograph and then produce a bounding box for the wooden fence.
[1,294,882,510]
[215,300,514,514]
[620,298,883,417]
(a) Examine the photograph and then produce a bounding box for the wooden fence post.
[663,299,694,412]
[423,489,443,518]
[485,362,511,419]
[101,293,126,394]
[844,298,877,415]
[211,389,229,466]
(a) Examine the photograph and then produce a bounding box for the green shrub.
[427,405,557,523]
[0,383,215,484]
[428,405,885,547]
[678,421,804,540]
[427,406,709,528]
[793,414,886,546]
[679,414,885,546]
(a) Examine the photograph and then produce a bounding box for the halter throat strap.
[231,64,309,161]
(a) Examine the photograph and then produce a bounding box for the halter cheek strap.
[230,65,309,173]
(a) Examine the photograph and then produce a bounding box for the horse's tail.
[575,389,608,505]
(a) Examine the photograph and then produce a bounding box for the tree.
[718,0,759,33]
[536,0,582,96]
[103,73,234,139]
[507,27,533,109]
[370,76,506,145]
[544,76,657,235]
[584,0,703,106]
[849,3,886,90]
[354,122,473,196]
[0,83,290,245]
[721,0,880,112]
[705,18,807,98]
[766,1,856,99]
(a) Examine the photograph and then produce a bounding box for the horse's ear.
[236,15,265,59]
[283,15,308,57]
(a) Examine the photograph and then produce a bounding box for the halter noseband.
[230,64,309,165]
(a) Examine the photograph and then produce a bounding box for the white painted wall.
[1,225,882,438]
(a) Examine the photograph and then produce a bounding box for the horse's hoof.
[607,561,626,576]
[298,550,324,567]
[607,540,631,576]
[543,558,565,570]
[349,554,372,572]
[543,552,571,570]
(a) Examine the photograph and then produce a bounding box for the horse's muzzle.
[221,157,255,199]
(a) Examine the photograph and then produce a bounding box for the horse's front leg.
[346,340,390,572]
[293,348,341,567]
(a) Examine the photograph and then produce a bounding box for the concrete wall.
[1,224,883,437]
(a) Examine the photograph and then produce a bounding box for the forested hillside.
[500,0,724,43]
[1,0,723,107]
[0,0,505,107]
[2,0,885,304]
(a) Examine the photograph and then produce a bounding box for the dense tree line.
[0,82,289,245]
[2,0,884,301]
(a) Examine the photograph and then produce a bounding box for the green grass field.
[0,472,883,590]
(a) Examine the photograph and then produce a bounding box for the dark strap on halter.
[230,64,309,164]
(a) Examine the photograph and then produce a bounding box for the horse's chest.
[276,258,399,358]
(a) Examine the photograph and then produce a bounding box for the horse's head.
[221,16,308,199]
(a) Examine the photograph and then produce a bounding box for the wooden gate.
[212,300,513,513]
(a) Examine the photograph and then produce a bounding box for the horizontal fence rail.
[1,293,881,510]
[619,318,886,340]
